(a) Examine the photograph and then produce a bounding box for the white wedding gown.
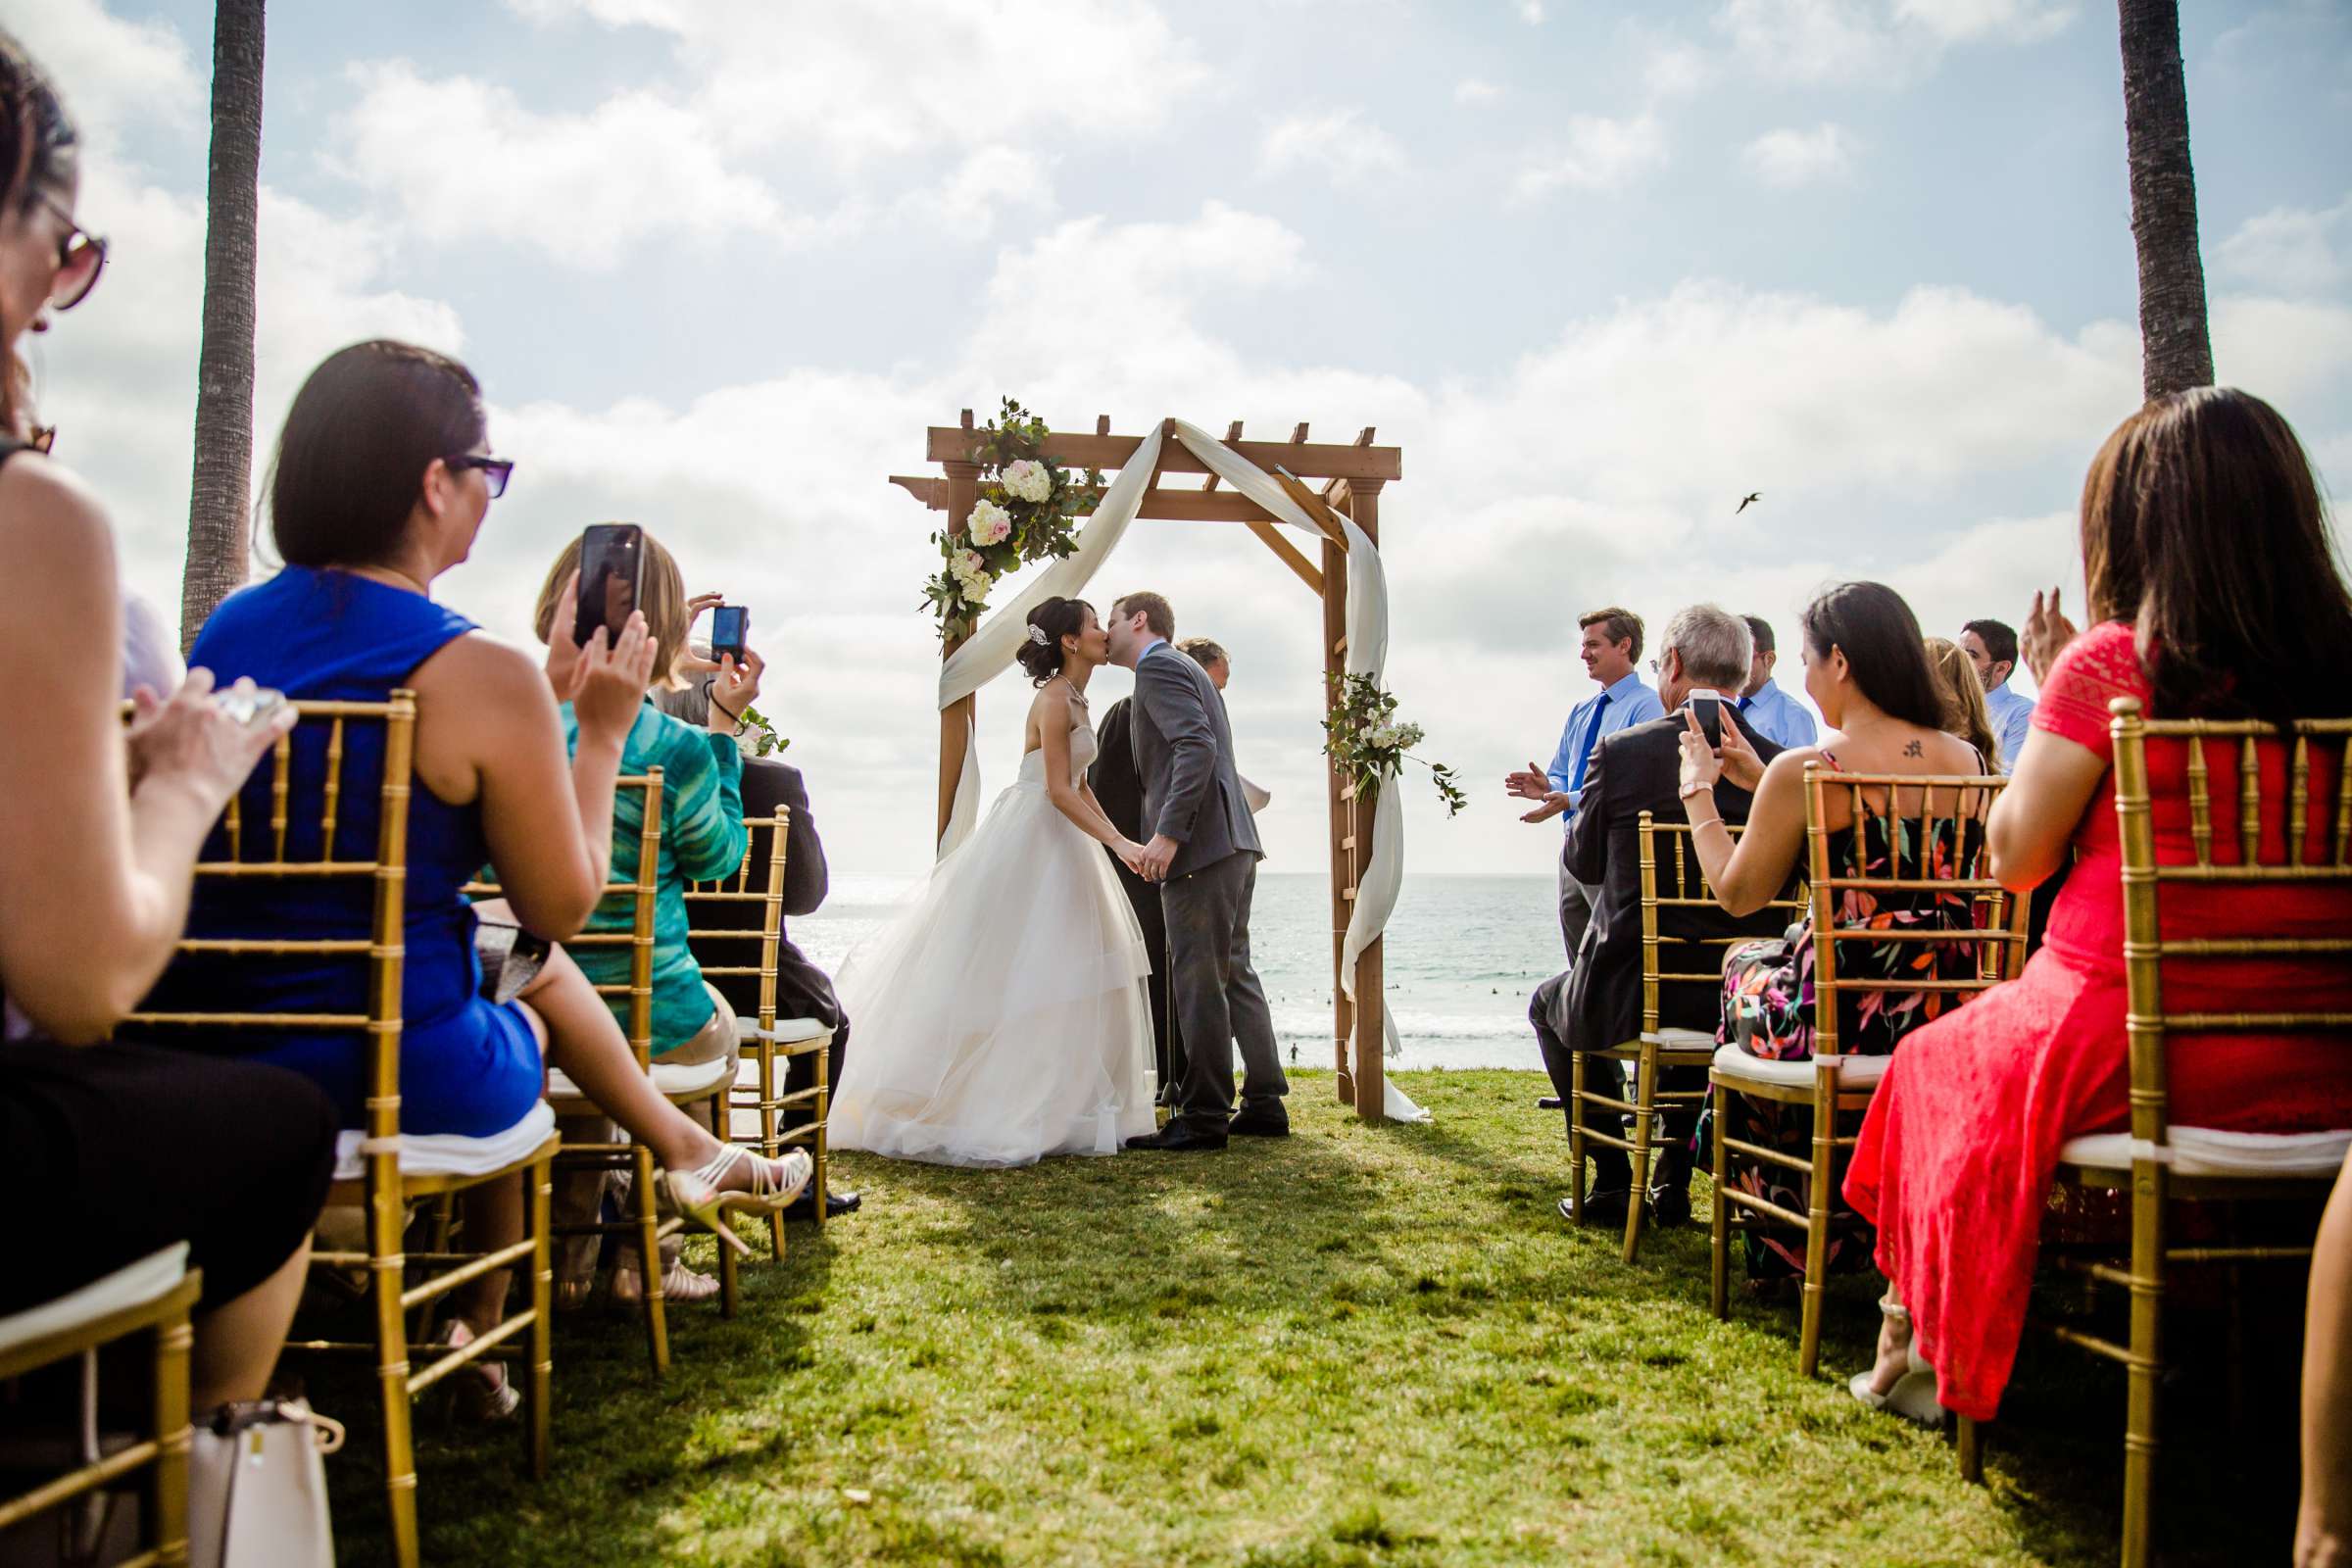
[829,709,1158,1167]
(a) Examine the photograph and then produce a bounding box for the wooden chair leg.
[1797,1081,1835,1380]
[1709,1078,1730,1321]
[811,1043,831,1234]
[709,1094,740,1317]
[1622,1045,1656,1263]
[1568,1050,1590,1224]
[526,1154,553,1481]
[409,1194,456,1346]
[371,1194,422,1568]
[152,1293,194,1566]
[760,1040,787,1257]
[1956,1413,1984,1484]
[631,1142,670,1377]
[2122,1180,2167,1568]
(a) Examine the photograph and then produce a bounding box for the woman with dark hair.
[827,595,1159,1166]
[1674,581,1991,1296]
[0,27,340,1411]
[148,340,807,1412]
[1839,388,2352,1428]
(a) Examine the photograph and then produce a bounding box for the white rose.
[1002,460,1053,504]
[968,499,1014,547]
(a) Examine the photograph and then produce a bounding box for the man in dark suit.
[657,681,859,1219]
[1555,604,1789,1227]
[1088,693,1177,1097]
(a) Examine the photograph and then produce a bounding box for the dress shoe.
[1537,1096,1564,1111]
[1646,1185,1692,1227]
[1227,1108,1290,1138]
[1126,1123,1227,1152]
[780,1189,862,1223]
[1558,1190,1631,1226]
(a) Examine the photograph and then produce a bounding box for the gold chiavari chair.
[0,1248,198,1567]
[1568,814,1804,1263]
[1960,701,2352,1568]
[683,808,832,1261]
[1708,763,2023,1378]
[467,769,747,1375]
[121,694,557,1568]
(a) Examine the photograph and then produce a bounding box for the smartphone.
[710,605,750,665]
[573,523,644,648]
[1690,691,1725,749]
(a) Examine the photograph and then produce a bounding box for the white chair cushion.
[332,1101,557,1182]
[0,1245,189,1356]
[1642,1027,1719,1050]
[1710,1042,1892,1090]
[741,1015,832,1047]
[548,1051,733,1102]
[2058,1126,2352,1178]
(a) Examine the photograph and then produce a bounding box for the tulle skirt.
[830,779,1157,1168]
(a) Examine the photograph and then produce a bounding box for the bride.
[829,596,1159,1167]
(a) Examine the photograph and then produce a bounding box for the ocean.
[792,871,1560,1072]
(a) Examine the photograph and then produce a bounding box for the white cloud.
[1258,110,1409,188]
[1642,40,1716,99]
[910,146,1056,230]
[1455,78,1503,106]
[4,0,201,148]
[2217,196,2351,299]
[1741,122,1859,188]
[1517,0,1545,23]
[329,64,828,269]
[1513,113,1667,199]
[1714,0,2074,84]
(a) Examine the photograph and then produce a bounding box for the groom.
[1105,591,1288,1152]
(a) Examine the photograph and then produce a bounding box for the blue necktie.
[1739,694,1754,713]
[1568,692,1611,796]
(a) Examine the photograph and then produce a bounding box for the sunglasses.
[34,193,106,312]
[444,454,514,499]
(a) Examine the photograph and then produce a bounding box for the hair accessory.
[1027,624,1050,647]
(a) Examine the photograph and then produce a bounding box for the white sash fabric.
[931,419,1427,1122]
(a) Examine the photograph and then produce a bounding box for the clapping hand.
[2023,586,2079,685]
[1503,760,1551,802]
[1678,709,1725,798]
[1519,791,1571,824]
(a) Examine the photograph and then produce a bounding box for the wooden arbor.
[892,414,1405,1120]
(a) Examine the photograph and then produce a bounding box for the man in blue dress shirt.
[1734,614,1818,750]
[1961,617,2035,772]
[1504,607,1664,960]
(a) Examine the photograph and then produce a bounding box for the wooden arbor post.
[893,417,1403,1120]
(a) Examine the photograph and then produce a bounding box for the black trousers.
[1,1041,337,1314]
[1107,849,1179,1094]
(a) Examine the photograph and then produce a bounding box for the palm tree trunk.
[2116,0,2213,400]
[179,0,267,652]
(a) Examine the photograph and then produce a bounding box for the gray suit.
[1129,642,1286,1133]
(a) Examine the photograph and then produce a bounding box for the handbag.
[473,917,552,1005]
[187,1399,342,1568]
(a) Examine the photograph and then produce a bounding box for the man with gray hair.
[1539,604,1788,1227]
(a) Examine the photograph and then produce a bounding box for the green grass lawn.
[319,1069,2303,1566]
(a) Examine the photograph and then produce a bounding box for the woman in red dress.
[1841,386,2352,1424]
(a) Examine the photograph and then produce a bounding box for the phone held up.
[572,523,645,648]
[1690,691,1724,749]
[710,606,750,665]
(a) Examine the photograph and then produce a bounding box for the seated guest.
[1558,604,1787,1226]
[1737,614,1818,749]
[1680,584,1988,1289]
[1924,636,2000,769]
[1959,615,2034,772]
[658,667,862,1220]
[148,342,808,1411]
[0,36,335,1411]
[1839,389,2352,1427]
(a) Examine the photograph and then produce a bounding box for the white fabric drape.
[930,418,1428,1122]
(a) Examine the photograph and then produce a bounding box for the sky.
[13,0,2352,877]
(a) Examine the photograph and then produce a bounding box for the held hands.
[1136,834,1180,883]
[126,668,298,810]
[2023,586,2079,686]
[1114,839,1149,876]
[1678,708,1725,800]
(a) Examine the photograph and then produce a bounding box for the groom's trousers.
[1160,849,1286,1136]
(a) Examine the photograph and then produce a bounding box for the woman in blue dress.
[150,340,808,1413]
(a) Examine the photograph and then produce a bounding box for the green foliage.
[1323,670,1469,817]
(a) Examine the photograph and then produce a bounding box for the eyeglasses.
[34,193,106,312]
[444,454,514,499]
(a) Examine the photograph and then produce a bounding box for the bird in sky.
[1735,492,1762,514]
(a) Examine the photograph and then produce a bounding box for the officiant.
[1092,636,1269,1099]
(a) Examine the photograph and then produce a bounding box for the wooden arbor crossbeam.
[897,413,1402,1122]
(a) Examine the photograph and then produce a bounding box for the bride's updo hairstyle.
[1016,596,1094,686]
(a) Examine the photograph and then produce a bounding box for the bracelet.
[1678,783,1713,802]
[709,692,746,732]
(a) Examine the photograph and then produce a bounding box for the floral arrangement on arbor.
[1323,671,1466,816]
[923,397,1103,643]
